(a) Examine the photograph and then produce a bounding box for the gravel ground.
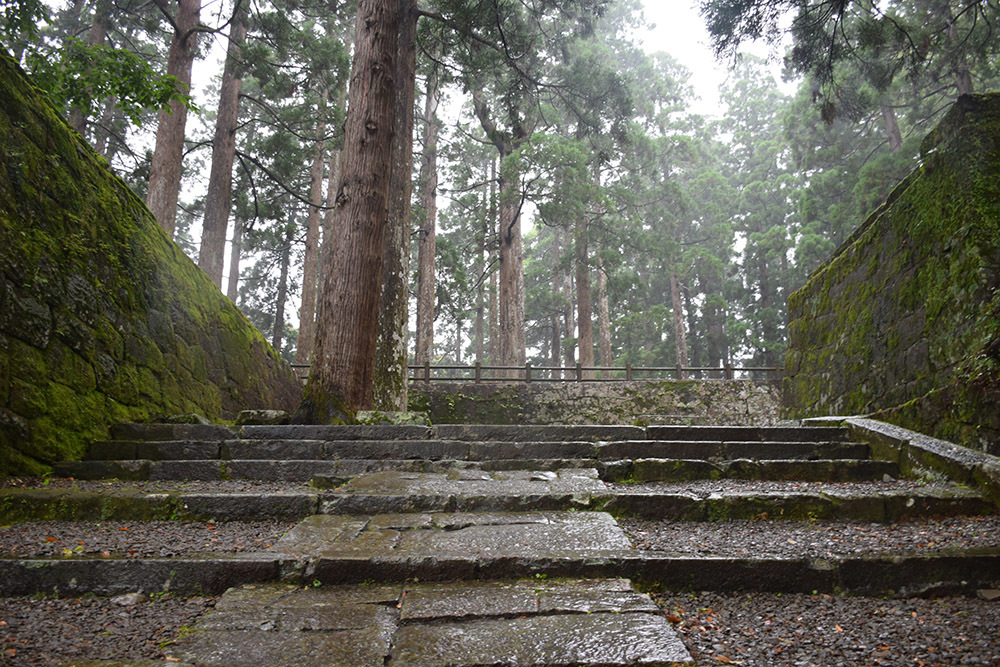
[622,516,1000,558]
[610,479,970,496]
[652,590,1000,666]
[0,594,214,665]
[0,521,294,558]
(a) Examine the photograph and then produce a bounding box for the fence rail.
[290,362,782,384]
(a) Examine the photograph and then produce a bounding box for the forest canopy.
[2,0,997,411]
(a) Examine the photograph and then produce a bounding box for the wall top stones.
[784,93,1000,455]
[0,54,302,475]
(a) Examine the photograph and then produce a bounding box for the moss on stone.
[785,93,1000,454]
[0,54,302,476]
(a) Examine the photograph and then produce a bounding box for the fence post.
[474,362,482,384]
[525,363,532,383]
[626,363,632,381]
[423,361,431,383]
[724,361,733,380]
[575,362,582,382]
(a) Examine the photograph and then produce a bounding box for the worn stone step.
[432,424,648,442]
[84,438,867,466]
[166,579,693,667]
[608,458,900,482]
[646,425,849,442]
[5,475,990,522]
[601,440,869,461]
[3,512,999,597]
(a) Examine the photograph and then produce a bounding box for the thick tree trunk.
[373,0,417,411]
[294,114,327,365]
[488,158,499,365]
[199,4,248,287]
[300,0,400,422]
[414,64,440,368]
[320,34,352,288]
[272,226,292,353]
[497,157,526,369]
[574,216,593,378]
[670,272,688,379]
[474,197,486,365]
[880,103,903,153]
[226,216,243,302]
[596,251,612,375]
[146,0,200,237]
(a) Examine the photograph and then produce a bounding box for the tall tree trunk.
[880,103,903,153]
[946,19,974,95]
[294,112,328,365]
[550,227,563,375]
[414,64,440,368]
[488,157,499,365]
[146,0,200,237]
[272,225,293,353]
[670,272,688,379]
[596,250,612,376]
[574,216,593,378]
[199,2,248,287]
[497,155,526,370]
[226,216,243,302]
[373,0,417,411]
[682,284,700,376]
[474,192,486,365]
[68,0,111,135]
[300,0,400,422]
[320,33,352,288]
[563,259,575,371]
[92,97,117,158]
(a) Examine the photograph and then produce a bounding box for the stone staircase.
[2,420,999,665]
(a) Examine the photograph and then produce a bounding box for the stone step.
[107,422,850,444]
[5,475,990,522]
[4,513,997,597]
[56,456,899,484]
[83,438,867,463]
[167,579,694,667]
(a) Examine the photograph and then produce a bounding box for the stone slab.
[170,626,392,666]
[322,439,472,460]
[390,611,692,666]
[109,424,234,442]
[319,469,610,514]
[646,425,848,442]
[221,439,325,460]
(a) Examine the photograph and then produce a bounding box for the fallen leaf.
[835,624,844,633]
[118,526,128,531]
[165,657,181,662]
[45,537,57,542]
[667,615,682,624]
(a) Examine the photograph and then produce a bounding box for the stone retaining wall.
[784,94,1000,455]
[409,380,781,426]
[0,55,302,475]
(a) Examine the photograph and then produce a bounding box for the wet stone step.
[599,440,869,461]
[607,458,901,483]
[646,425,849,442]
[168,579,693,666]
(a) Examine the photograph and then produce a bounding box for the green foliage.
[24,38,194,126]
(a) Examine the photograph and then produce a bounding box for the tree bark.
[488,157,499,365]
[146,0,200,237]
[320,33,352,288]
[373,0,417,411]
[474,190,486,365]
[272,225,293,353]
[199,2,248,287]
[300,0,400,422]
[670,272,688,379]
[414,63,440,369]
[497,156,526,369]
[226,216,243,302]
[596,249,612,375]
[550,227,563,375]
[294,111,328,365]
[574,216,594,378]
[682,283,700,375]
[880,103,903,153]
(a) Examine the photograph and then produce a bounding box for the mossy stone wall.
[0,55,302,475]
[409,380,781,426]
[784,94,1000,455]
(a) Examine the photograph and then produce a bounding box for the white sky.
[636,0,729,117]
